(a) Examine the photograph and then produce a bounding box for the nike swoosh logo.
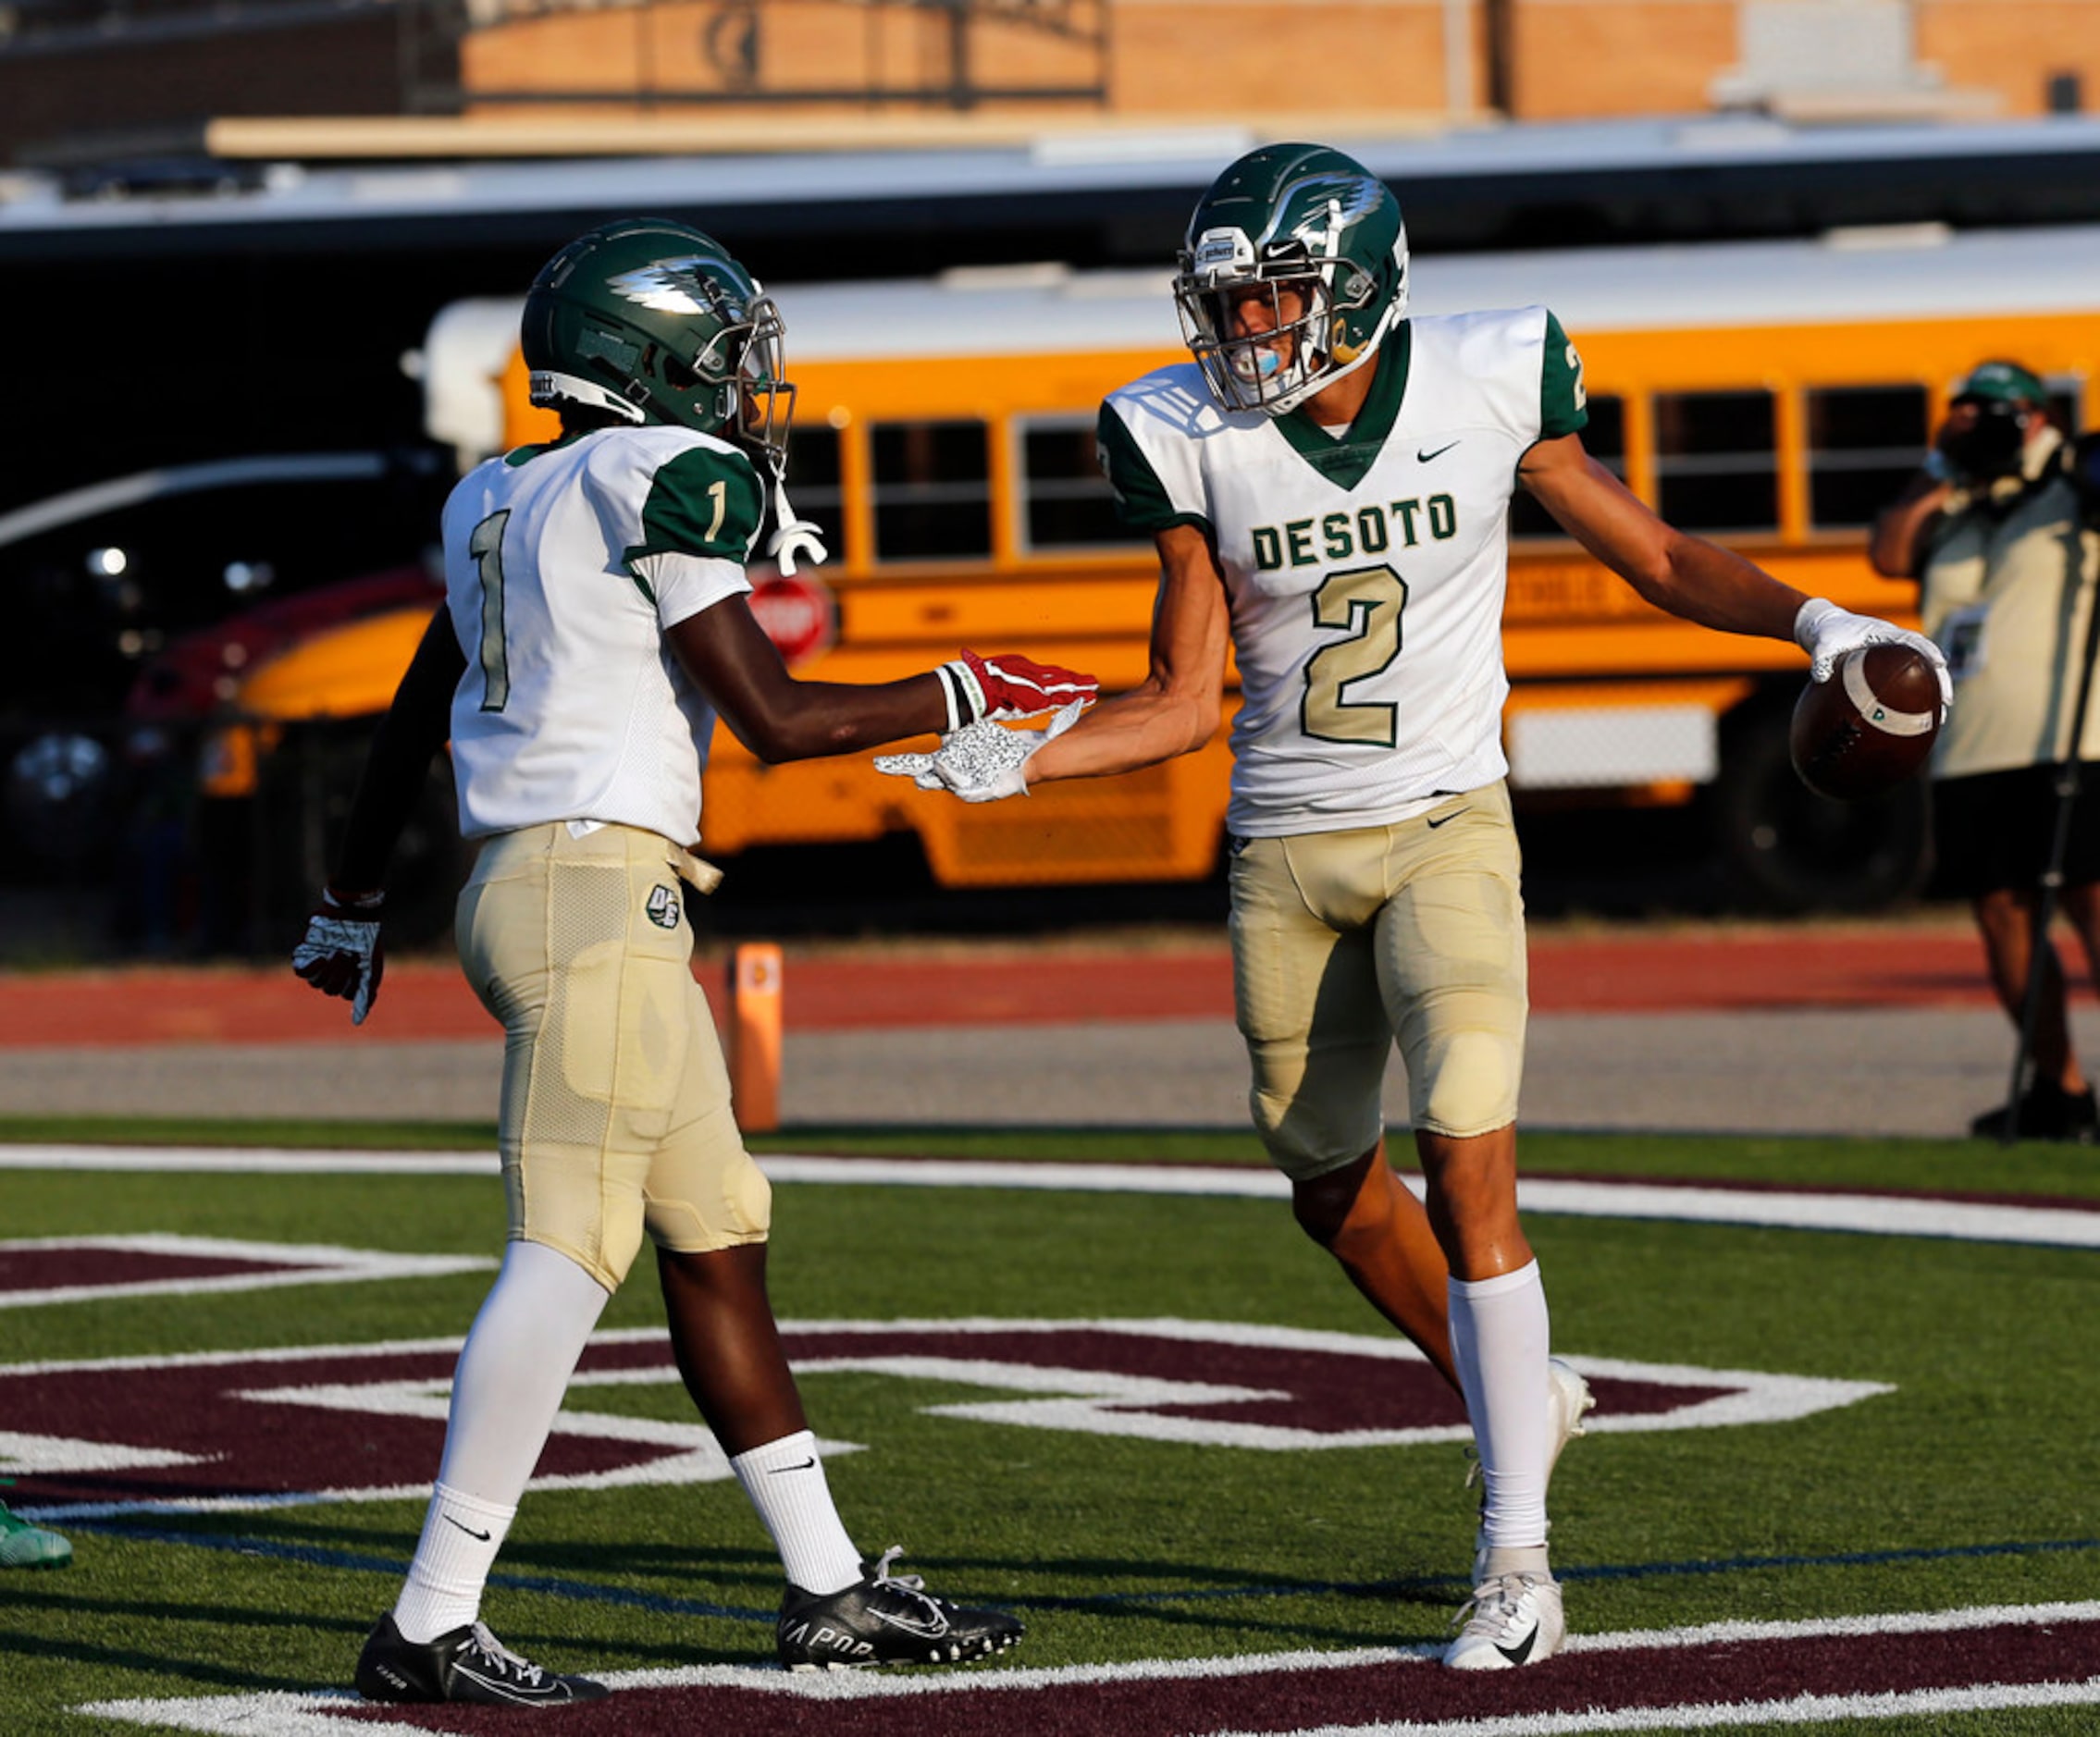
[872,1607,951,1638]
[1417,440,1461,462]
[451,1664,564,1703]
[442,1514,492,1541]
[1496,1626,1538,1667]
[767,1458,818,1474]
[1427,809,1468,829]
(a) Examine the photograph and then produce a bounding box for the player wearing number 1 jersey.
[293,219,1093,1705]
[883,145,1948,1670]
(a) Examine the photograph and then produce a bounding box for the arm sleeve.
[624,442,763,629]
[1538,311,1591,440]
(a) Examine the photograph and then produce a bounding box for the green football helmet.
[1173,144,1409,416]
[521,217,795,474]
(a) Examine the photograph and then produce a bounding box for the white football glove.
[873,700,1087,804]
[290,889,386,1025]
[1794,597,1953,718]
[766,479,828,577]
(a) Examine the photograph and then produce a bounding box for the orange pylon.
[729,942,784,1132]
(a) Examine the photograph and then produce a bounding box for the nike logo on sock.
[767,1458,819,1474]
[442,1514,493,1542]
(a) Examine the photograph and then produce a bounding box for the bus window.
[871,419,992,561]
[1019,415,1140,550]
[783,425,846,561]
[1806,385,1929,528]
[1653,389,1778,533]
[1511,393,1625,538]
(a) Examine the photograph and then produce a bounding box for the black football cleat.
[1970,1081,2100,1143]
[775,1546,1024,1669]
[354,1613,609,1706]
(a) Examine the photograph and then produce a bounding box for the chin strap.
[764,475,828,577]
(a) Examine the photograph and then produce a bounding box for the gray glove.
[874,701,1087,804]
[291,889,386,1025]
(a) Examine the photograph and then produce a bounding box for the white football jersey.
[1099,308,1586,837]
[440,425,762,843]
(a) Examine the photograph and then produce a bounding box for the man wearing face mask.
[1870,361,2100,1141]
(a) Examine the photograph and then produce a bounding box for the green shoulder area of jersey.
[1539,311,1589,441]
[1095,397,1212,539]
[623,442,768,602]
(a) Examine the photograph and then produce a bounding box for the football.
[1789,643,1943,800]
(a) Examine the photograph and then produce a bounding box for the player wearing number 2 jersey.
[884,145,1947,1671]
[293,219,1093,1705]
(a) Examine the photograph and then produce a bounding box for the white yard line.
[5,1144,2099,1249]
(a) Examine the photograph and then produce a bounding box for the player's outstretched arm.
[1519,434,1809,638]
[1026,523,1231,785]
[291,604,463,1023]
[666,594,1095,763]
[1519,433,1949,706]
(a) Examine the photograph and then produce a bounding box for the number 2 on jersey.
[468,509,512,712]
[1301,563,1406,746]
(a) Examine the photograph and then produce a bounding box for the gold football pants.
[1228,782,1528,1178]
[456,821,770,1289]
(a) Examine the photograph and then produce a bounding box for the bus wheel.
[1710,705,1930,914]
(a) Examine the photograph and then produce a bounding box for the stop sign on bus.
[747,572,838,668]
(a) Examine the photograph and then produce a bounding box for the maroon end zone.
[5,1324,1759,1512]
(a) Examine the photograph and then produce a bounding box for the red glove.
[937,649,1098,727]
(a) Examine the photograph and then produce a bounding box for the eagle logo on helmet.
[607,258,741,318]
[1280,173,1386,260]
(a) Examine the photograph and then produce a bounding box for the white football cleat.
[1470,1356,1596,1580]
[1546,1356,1598,1478]
[1443,1569,1564,1670]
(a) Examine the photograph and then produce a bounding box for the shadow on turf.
[0,1612,364,1694]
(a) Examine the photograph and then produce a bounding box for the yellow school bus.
[233,223,2100,911]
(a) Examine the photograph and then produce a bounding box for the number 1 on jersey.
[1302,563,1406,746]
[468,509,512,713]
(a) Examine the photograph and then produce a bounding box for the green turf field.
[3,1119,2097,1736]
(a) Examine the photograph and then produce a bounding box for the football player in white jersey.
[884,146,1948,1670]
[292,218,1094,1706]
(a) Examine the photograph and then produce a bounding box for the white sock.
[730,1430,862,1595]
[392,1239,610,1641]
[394,1484,517,1644]
[1448,1260,1552,1558]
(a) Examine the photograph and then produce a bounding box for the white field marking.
[0,1233,492,1308]
[0,1325,859,1517]
[71,1600,2100,1733]
[6,1144,2100,1250]
[4,1318,1884,1516]
[0,1432,208,1475]
[231,1373,863,1493]
[778,1317,1890,1447]
[0,1145,497,1174]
